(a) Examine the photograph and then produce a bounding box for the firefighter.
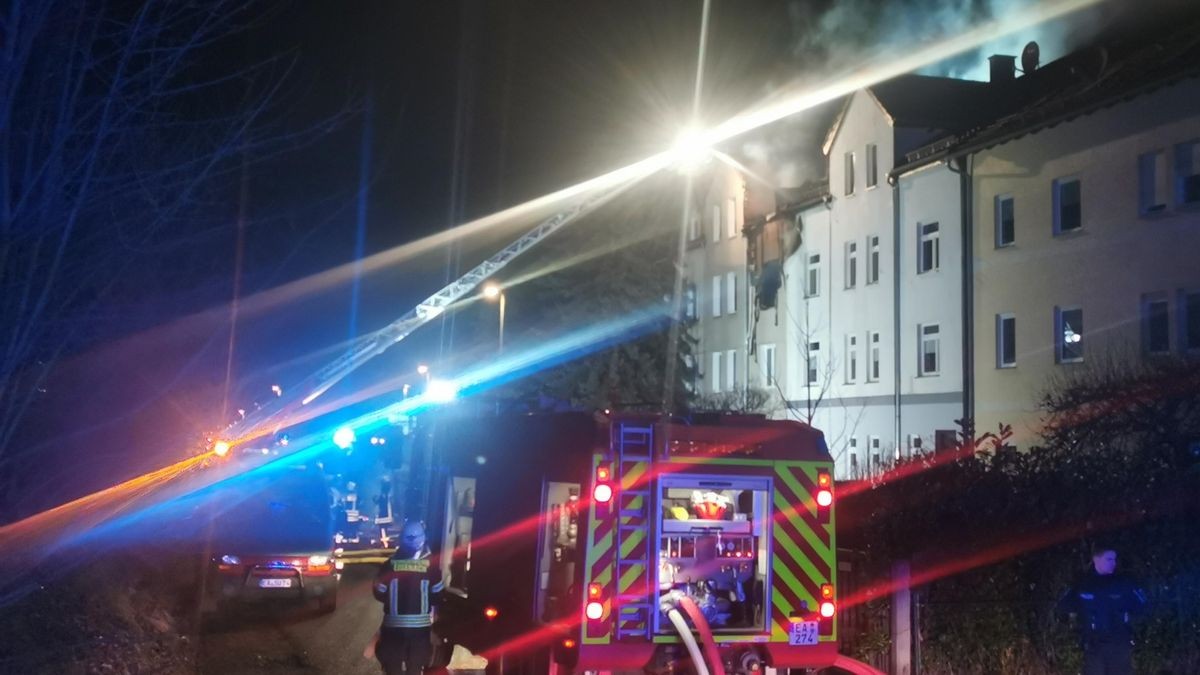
[1057,542,1147,675]
[372,520,443,675]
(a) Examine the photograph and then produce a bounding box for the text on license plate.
[788,621,819,646]
[259,578,293,588]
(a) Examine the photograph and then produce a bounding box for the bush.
[840,357,1200,674]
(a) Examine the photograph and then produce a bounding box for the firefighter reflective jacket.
[374,549,444,629]
[1057,572,1146,645]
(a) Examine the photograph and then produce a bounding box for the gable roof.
[822,74,1003,156]
[897,17,1200,171]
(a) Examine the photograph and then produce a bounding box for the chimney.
[989,54,1016,83]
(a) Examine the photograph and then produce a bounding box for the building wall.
[971,78,1200,448]
[897,163,965,455]
[796,91,903,477]
[684,164,753,401]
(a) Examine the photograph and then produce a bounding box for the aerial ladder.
[217,175,642,449]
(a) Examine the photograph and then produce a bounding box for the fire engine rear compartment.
[425,412,839,673]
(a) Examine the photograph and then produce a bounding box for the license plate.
[788,620,819,646]
[259,578,293,588]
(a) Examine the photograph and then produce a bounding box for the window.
[866,235,880,284]
[806,253,821,297]
[1053,177,1082,233]
[760,344,777,387]
[1142,294,1170,354]
[846,334,858,383]
[710,351,722,393]
[1182,290,1200,352]
[689,214,701,241]
[1139,150,1169,214]
[918,222,939,274]
[806,342,821,386]
[935,429,957,453]
[919,324,940,376]
[1056,306,1084,363]
[726,272,738,315]
[1176,140,1200,206]
[684,282,697,321]
[711,276,721,318]
[845,241,858,289]
[996,314,1016,368]
[865,144,878,189]
[995,195,1015,247]
[908,435,923,456]
[844,151,856,195]
[849,437,859,474]
[711,204,722,242]
[868,331,881,382]
[726,349,738,390]
[725,198,737,239]
[870,436,881,471]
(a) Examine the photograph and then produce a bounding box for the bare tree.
[0,0,342,514]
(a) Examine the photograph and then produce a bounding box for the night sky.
[13,0,1195,515]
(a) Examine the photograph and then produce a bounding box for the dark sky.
[18,0,1196,514]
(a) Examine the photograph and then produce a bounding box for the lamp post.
[483,283,506,353]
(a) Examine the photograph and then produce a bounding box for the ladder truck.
[420,411,867,675]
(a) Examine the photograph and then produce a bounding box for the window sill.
[995,242,1015,250]
[917,372,941,378]
[997,363,1017,369]
[1052,227,1085,238]
[1057,358,1084,365]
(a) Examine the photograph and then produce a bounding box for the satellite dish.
[1021,41,1040,74]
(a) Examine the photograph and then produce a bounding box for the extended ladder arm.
[221,178,635,445]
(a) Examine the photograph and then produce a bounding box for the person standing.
[1057,542,1147,675]
[372,521,443,674]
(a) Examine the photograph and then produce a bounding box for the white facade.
[682,164,756,403]
[970,77,1200,447]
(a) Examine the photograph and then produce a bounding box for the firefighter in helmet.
[372,520,443,674]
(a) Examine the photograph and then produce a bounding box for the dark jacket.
[374,549,444,629]
[1057,572,1146,645]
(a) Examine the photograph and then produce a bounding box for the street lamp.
[483,283,506,352]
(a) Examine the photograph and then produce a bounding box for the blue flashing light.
[332,426,356,449]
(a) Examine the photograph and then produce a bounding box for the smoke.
[788,0,1111,80]
[732,0,1113,190]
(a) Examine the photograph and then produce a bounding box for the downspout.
[889,174,902,458]
[947,155,974,427]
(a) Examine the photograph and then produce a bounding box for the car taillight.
[820,601,836,618]
[562,639,576,649]
[484,606,499,620]
[816,489,833,507]
[585,601,604,620]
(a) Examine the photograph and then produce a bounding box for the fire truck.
[420,410,844,675]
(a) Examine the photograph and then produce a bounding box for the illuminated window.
[1056,306,1084,363]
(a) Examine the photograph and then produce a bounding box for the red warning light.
[484,606,499,620]
[588,583,602,600]
[821,583,835,600]
[596,465,611,481]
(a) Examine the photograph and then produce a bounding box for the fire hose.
[659,591,710,675]
[659,590,728,675]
